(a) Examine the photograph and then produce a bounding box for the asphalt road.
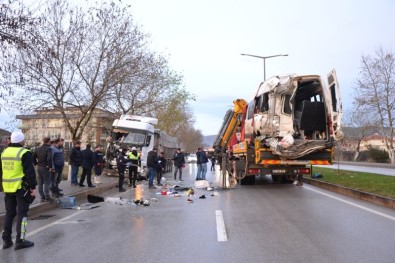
[2,164,395,263]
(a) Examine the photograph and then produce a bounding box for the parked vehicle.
[186,153,197,163]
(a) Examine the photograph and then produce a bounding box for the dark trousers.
[55,165,64,188]
[157,169,163,184]
[50,166,62,193]
[37,166,51,199]
[2,190,30,242]
[128,166,138,186]
[79,168,93,186]
[94,165,102,176]
[118,169,125,190]
[174,166,182,180]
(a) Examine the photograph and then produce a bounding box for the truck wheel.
[241,175,255,185]
[280,175,295,184]
[271,175,279,183]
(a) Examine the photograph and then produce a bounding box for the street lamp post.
[241,53,288,81]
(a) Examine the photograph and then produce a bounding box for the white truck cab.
[107,115,158,171]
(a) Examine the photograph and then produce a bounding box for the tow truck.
[213,69,343,186]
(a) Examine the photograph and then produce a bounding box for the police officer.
[117,148,128,192]
[128,147,140,188]
[1,131,37,250]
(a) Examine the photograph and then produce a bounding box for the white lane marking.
[305,185,395,222]
[26,191,131,237]
[215,210,228,242]
[28,210,85,237]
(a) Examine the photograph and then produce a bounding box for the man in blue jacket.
[200,149,209,180]
[51,138,64,197]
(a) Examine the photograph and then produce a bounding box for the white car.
[186,154,197,163]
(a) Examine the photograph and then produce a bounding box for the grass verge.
[311,167,395,199]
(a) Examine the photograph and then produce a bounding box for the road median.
[304,177,395,210]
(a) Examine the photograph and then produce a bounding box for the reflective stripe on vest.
[1,147,28,193]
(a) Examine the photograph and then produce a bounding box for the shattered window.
[247,100,255,119]
[283,95,292,114]
[123,133,147,146]
[330,84,338,112]
[257,92,269,112]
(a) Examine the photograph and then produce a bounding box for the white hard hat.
[11,131,25,143]
[132,147,137,151]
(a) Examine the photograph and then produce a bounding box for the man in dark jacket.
[147,147,158,189]
[93,145,105,184]
[69,141,82,186]
[1,131,37,250]
[116,148,128,192]
[157,151,166,186]
[32,137,54,201]
[173,148,185,181]
[79,144,95,188]
[196,148,202,180]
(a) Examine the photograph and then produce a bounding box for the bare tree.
[154,87,195,136]
[354,47,395,163]
[0,0,161,141]
[343,108,379,161]
[105,52,183,117]
[178,125,204,153]
[0,0,35,44]
[0,0,38,112]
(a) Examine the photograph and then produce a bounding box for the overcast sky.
[1,0,394,136]
[129,0,395,135]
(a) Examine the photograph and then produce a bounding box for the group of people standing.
[68,141,105,188]
[32,137,65,201]
[116,146,141,192]
[116,146,167,191]
[196,148,211,180]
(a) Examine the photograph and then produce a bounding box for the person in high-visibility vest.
[128,147,140,188]
[0,131,37,250]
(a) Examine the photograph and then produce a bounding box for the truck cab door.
[327,69,343,140]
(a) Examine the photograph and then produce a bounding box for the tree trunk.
[389,149,395,164]
[353,151,359,161]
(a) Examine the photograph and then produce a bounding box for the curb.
[0,182,118,223]
[304,178,395,210]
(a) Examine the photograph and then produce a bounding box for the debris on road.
[194,180,210,188]
[87,194,105,203]
[312,173,323,179]
[59,196,77,208]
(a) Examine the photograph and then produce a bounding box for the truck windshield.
[123,132,147,146]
